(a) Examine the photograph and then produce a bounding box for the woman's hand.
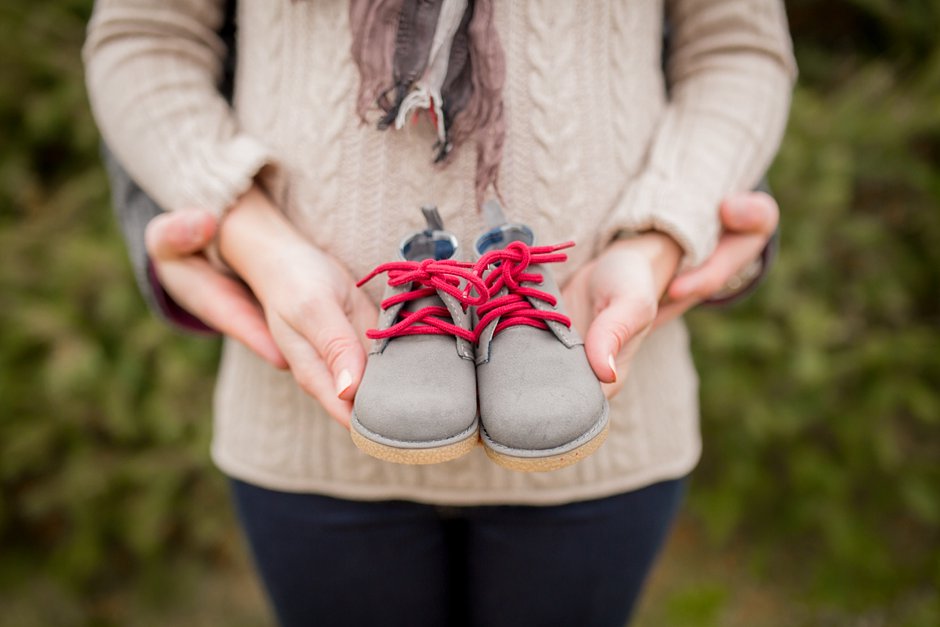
[146,209,287,369]
[563,232,681,399]
[563,190,780,399]
[218,186,378,428]
[655,191,779,327]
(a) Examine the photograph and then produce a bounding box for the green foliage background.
[0,1,937,625]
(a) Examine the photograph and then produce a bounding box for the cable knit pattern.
[85,0,795,505]
[524,0,581,226]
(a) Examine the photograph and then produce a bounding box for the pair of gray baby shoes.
[351,203,609,472]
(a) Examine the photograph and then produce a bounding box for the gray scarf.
[348,0,506,208]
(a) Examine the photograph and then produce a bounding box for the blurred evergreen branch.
[0,3,237,623]
[688,1,940,621]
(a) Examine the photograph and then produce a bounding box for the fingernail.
[335,369,353,398]
[608,354,618,383]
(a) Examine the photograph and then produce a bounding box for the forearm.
[599,0,796,269]
[83,0,272,217]
[216,186,307,300]
[217,185,334,303]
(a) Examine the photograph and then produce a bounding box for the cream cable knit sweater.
[84,0,795,505]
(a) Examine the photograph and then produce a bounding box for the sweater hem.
[210,442,702,506]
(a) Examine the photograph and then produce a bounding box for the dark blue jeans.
[231,478,684,627]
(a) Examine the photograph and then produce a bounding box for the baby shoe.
[351,207,487,464]
[471,201,609,472]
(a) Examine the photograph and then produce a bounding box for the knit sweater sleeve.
[83,0,273,218]
[598,0,796,268]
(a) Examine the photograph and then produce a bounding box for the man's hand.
[146,209,288,369]
[218,186,378,429]
[655,191,780,327]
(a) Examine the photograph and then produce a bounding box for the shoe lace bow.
[357,259,488,342]
[472,241,574,339]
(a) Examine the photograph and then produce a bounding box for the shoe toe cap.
[480,383,605,451]
[354,337,478,444]
[478,333,607,453]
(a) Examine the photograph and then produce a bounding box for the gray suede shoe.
[351,208,487,465]
[472,201,609,472]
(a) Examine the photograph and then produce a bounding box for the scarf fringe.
[350,0,506,209]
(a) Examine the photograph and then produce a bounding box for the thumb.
[145,210,217,259]
[298,299,369,402]
[720,192,779,235]
[583,295,656,384]
[348,288,380,352]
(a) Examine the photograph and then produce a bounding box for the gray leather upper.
[353,288,478,445]
[475,263,607,452]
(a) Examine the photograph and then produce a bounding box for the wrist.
[607,231,681,295]
[217,185,308,295]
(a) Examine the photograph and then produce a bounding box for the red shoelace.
[357,258,488,342]
[472,241,574,338]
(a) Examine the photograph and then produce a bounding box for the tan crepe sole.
[350,428,479,465]
[483,422,611,472]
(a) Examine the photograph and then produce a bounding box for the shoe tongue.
[407,292,445,313]
[389,285,447,333]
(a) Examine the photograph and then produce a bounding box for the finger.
[269,316,352,429]
[566,294,592,338]
[720,191,779,235]
[583,295,657,384]
[560,263,594,337]
[668,232,766,301]
[347,287,380,352]
[652,295,701,329]
[561,278,593,338]
[145,210,217,259]
[291,298,368,402]
[157,257,287,369]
